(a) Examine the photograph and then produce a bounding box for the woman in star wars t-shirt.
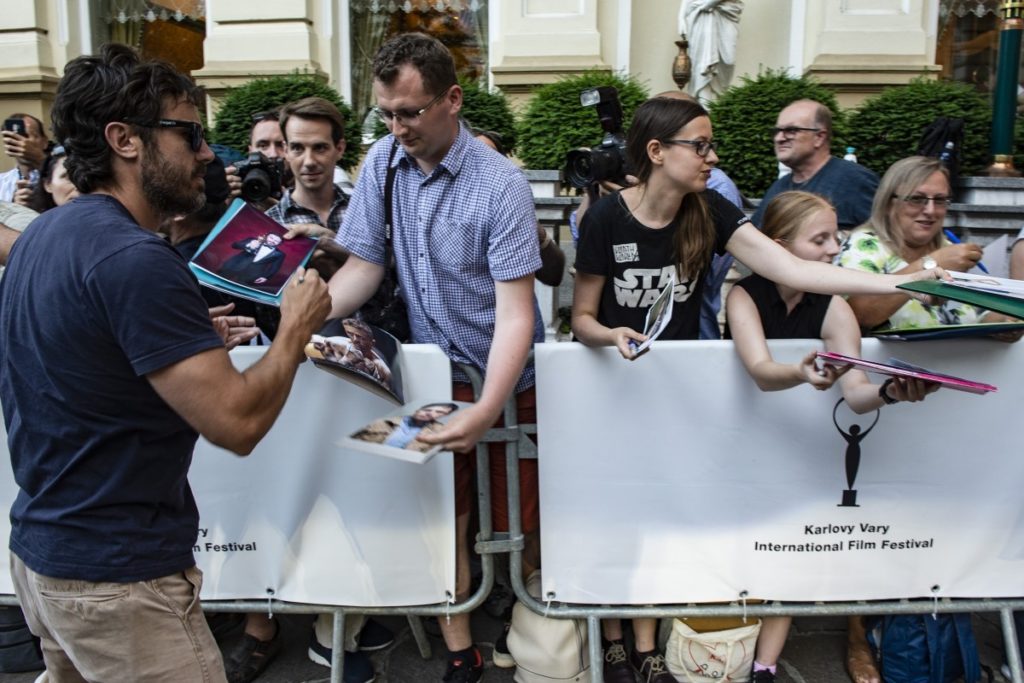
[571,96,945,360]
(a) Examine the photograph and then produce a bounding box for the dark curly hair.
[52,43,202,193]
[372,32,457,97]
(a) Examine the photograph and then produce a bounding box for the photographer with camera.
[225,109,288,211]
[0,113,49,203]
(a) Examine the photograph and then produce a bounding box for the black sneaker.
[357,618,395,652]
[603,641,636,683]
[224,622,283,683]
[443,646,484,682]
[751,670,777,682]
[492,622,514,669]
[307,633,376,683]
[630,648,675,683]
[483,583,516,620]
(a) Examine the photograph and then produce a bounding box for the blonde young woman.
[571,97,943,683]
[724,191,938,682]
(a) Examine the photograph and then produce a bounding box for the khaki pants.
[11,554,226,683]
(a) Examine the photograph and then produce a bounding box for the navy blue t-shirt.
[0,194,224,582]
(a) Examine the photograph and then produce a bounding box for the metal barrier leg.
[1002,607,1023,683]
[588,615,603,683]
[407,614,432,659]
[330,609,346,683]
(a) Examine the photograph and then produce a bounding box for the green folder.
[897,280,1024,320]
[872,321,1024,340]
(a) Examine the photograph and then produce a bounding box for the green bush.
[210,72,362,171]
[846,78,990,178]
[516,70,648,171]
[709,69,844,198]
[459,77,518,154]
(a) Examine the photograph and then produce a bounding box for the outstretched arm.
[725,285,842,392]
[417,274,537,453]
[147,268,331,455]
[326,253,386,320]
[726,223,943,299]
[824,297,938,414]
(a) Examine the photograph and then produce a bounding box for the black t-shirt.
[574,189,749,340]
[725,273,832,339]
[0,195,224,582]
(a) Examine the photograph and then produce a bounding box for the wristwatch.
[879,377,899,405]
[921,255,937,270]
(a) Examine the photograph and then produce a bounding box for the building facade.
[0,0,1004,171]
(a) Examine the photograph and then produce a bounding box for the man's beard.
[141,148,205,217]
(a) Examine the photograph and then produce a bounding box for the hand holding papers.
[816,351,996,395]
[627,273,675,358]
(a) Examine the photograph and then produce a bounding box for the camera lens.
[564,150,595,189]
[241,169,271,203]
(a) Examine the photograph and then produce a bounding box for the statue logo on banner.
[832,399,880,508]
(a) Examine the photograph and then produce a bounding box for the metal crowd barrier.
[3,354,1023,683]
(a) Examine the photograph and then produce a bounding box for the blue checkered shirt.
[339,128,543,392]
[265,183,352,232]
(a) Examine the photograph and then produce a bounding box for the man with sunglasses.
[752,99,878,231]
[0,45,331,682]
[327,32,543,683]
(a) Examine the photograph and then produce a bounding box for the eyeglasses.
[131,119,206,152]
[770,126,821,139]
[373,86,453,126]
[661,138,718,157]
[894,194,952,208]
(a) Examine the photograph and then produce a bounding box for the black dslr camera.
[234,151,285,203]
[563,86,631,189]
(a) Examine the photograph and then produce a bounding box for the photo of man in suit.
[219,232,285,285]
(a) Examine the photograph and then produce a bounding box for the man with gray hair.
[752,99,878,231]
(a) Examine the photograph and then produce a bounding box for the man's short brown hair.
[279,97,345,144]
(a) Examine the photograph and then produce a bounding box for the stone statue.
[679,0,744,105]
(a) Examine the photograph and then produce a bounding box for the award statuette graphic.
[833,398,880,507]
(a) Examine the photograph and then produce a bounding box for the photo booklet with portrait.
[189,198,319,306]
[305,318,405,404]
[340,400,473,464]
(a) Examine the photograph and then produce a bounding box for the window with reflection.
[349,1,488,125]
[93,0,205,75]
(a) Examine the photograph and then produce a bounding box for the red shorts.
[452,383,539,534]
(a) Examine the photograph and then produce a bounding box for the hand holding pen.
[943,229,989,274]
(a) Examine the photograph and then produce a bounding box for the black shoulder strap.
[384,138,399,245]
[383,138,400,280]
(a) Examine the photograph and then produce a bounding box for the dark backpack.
[866,613,981,683]
[0,607,43,674]
[917,116,965,195]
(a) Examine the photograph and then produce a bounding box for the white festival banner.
[535,338,1024,604]
[0,345,456,607]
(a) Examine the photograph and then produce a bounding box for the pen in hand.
[944,229,989,274]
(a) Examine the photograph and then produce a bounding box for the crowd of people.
[0,29,1021,683]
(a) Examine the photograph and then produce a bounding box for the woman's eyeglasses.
[661,138,718,157]
[894,194,951,208]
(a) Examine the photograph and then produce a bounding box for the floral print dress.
[836,227,985,330]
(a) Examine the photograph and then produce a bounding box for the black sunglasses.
[131,119,206,152]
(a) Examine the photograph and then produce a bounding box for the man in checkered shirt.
[327,32,543,683]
